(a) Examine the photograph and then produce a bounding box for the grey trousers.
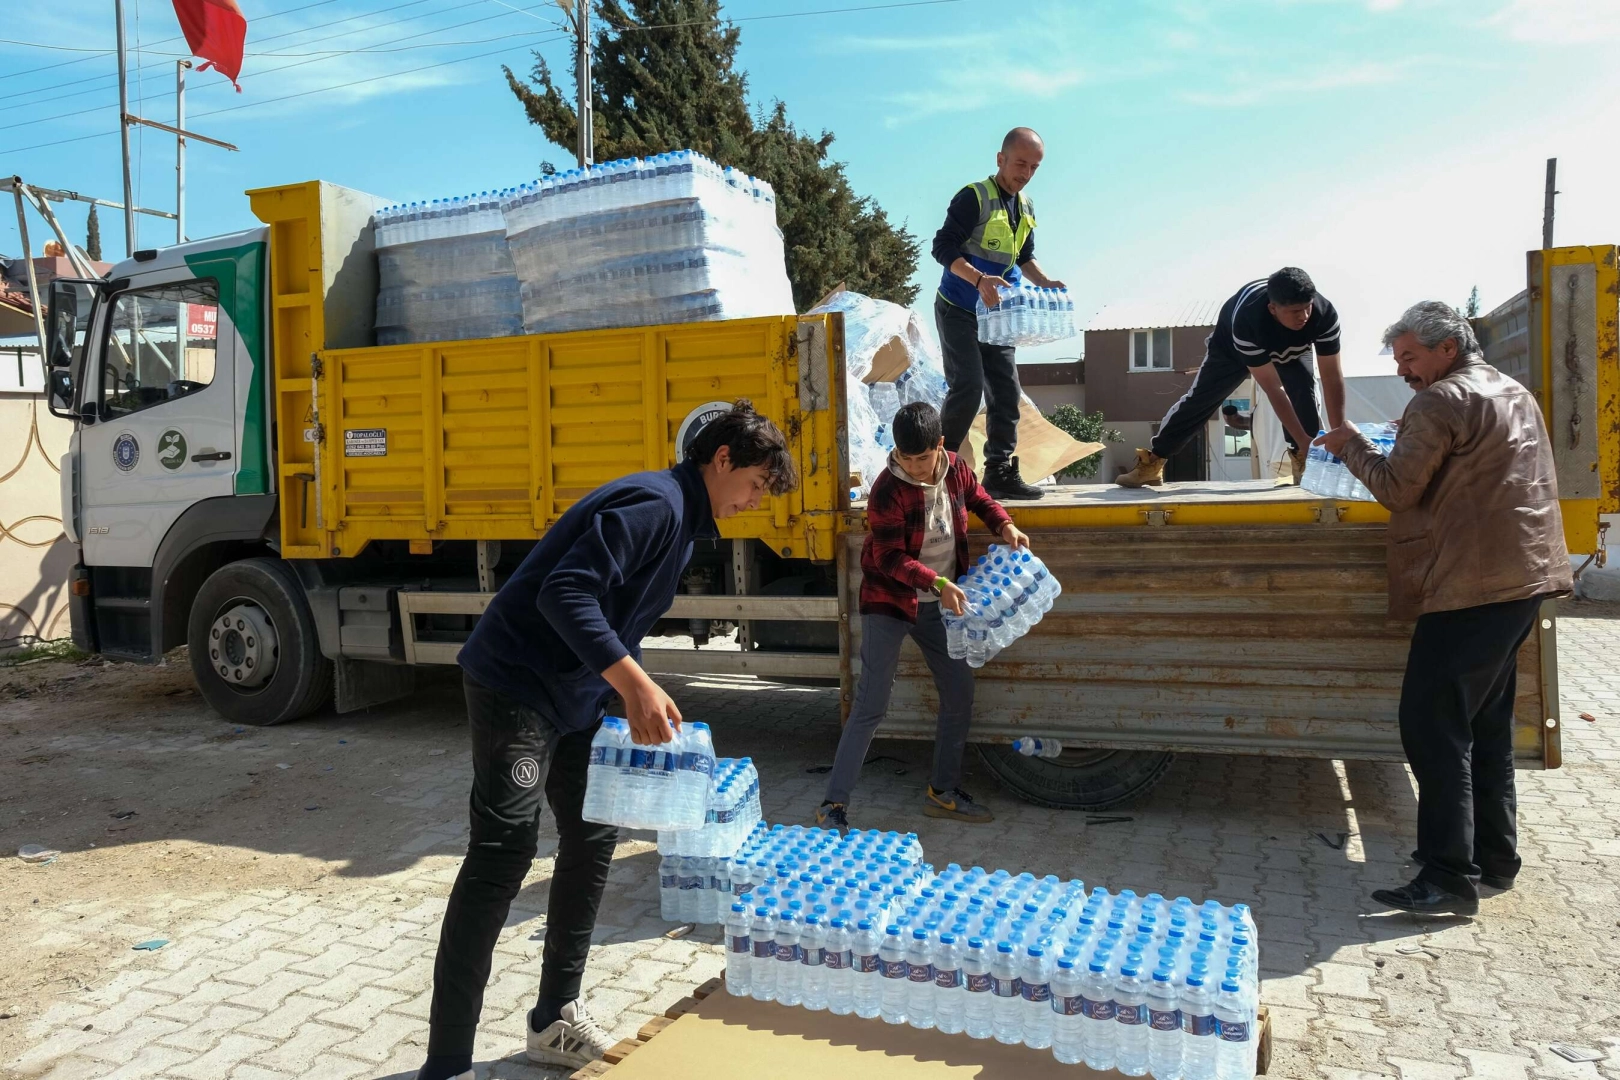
[823,604,976,807]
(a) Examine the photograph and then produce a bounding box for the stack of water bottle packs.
[500,151,795,333]
[723,863,1263,1079]
[944,544,1064,668]
[656,758,764,925]
[976,282,1079,347]
[373,192,523,345]
[1301,422,1396,502]
[581,719,716,830]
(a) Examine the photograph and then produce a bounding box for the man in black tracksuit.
[1116,266,1347,487]
[413,402,796,1080]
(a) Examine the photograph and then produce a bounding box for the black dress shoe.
[982,456,1044,500]
[1372,878,1478,916]
[1479,873,1515,891]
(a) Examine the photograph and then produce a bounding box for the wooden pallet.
[572,980,1273,1077]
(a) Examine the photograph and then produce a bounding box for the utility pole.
[1542,157,1558,250]
[567,0,593,167]
[176,60,191,244]
[115,0,136,255]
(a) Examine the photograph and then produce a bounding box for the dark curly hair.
[684,399,799,495]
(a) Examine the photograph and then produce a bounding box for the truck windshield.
[101,279,220,418]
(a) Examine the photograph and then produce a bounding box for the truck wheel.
[974,745,1174,811]
[187,557,332,725]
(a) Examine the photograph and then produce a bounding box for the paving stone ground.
[3,603,1619,1080]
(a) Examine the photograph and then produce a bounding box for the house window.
[1129,328,1172,371]
[1223,396,1252,457]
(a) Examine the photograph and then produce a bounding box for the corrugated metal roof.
[1086,298,1223,332]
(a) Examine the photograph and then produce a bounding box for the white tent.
[1253,365,1413,478]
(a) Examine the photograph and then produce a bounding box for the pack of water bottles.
[976,282,1078,348]
[723,863,1262,1079]
[372,191,523,345]
[581,718,716,830]
[942,544,1063,669]
[656,757,762,858]
[1301,422,1397,502]
[499,151,795,334]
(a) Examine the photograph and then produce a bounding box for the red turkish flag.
[171,0,246,91]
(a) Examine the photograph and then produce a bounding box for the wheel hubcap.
[209,602,278,689]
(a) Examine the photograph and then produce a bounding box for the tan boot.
[1115,449,1166,488]
[1288,448,1307,484]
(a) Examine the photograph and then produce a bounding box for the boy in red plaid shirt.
[816,401,1030,829]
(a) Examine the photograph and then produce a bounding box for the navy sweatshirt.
[458,460,717,731]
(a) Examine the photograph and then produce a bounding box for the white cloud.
[1177,60,1410,107]
[1485,0,1620,44]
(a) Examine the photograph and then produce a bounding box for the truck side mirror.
[46,280,77,371]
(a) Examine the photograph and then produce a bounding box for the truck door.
[78,272,239,568]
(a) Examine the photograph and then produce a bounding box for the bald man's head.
[995,128,1045,194]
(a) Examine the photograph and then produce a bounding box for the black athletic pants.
[1150,348,1320,460]
[1400,596,1540,901]
[426,674,618,1055]
[935,295,1021,467]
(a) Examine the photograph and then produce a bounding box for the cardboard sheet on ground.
[605,989,1110,1080]
[956,397,1106,483]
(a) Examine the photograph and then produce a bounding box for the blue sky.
[4,0,1618,372]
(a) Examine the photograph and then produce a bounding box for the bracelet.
[934,576,951,594]
[974,270,984,286]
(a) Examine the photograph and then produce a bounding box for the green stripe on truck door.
[185,241,269,495]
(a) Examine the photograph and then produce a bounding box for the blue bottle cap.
[886,925,900,936]
[731,903,745,913]
[968,936,985,949]
[912,928,928,940]
[940,933,956,945]
[858,919,873,931]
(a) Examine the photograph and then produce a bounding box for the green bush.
[1044,404,1122,480]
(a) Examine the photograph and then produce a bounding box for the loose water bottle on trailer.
[1013,737,1063,758]
[852,919,884,1020]
[1214,977,1253,1080]
[879,926,910,1025]
[724,903,752,997]
[750,906,777,1002]
[1115,958,1151,1076]
[905,928,936,1030]
[1050,956,1086,1065]
[962,936,995,1039]
[1180,969,1218,1080]
[933,933,965,1035]
[1147,965,1183,1080]
[989,941,1023,1044]
[825,917,854,1016]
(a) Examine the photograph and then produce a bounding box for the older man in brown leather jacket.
[1317,300,1572,917]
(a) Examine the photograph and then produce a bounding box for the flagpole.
[176,60,190,245]
[115,0,136,256]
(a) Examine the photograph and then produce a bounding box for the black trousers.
[1400,596,1540,901]
[1150,348,1320,460]
[426,674,619,1055]
[935,295,1021,467]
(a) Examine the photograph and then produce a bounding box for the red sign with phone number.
[186,304,217,339]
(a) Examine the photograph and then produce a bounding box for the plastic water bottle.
[944,606,967,660]
[659,854,679,921]
[750,906,777,1002]
[962,936,994,1039]
[1148,965,1183,1079]
[1020,944,1055,1049]
[724,903,752,997]
[985,589,1012,650]
[990,941,1023,1044]
[1115,958,1151,1075]
[853,919,883,1019]
[879,925,910,1024]
[964,602,990,668]
[1012,737,1063,758]
[905,928,936,1029]
[1214,978,1252,1080]
[1051,956,1085,1064]
[1181,970,1218,1080]
[774,902,803,1006]
[825,917,854,1016]
[800,914,828,1011]
[1081,955,1117,1070]
[933,932,965,1035]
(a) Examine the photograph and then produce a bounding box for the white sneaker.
[526,999,616,1068]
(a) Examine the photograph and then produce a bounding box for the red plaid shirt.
[859,452,1013,623]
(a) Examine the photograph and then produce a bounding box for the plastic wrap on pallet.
[373,210,522,345]
[501,151,794,335]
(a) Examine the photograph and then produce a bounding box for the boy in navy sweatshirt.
[416,402,796,1080]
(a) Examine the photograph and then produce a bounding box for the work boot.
[1288,447,1307,484]
[1114,449,1165,488]
[816,801,850,832]
[923,786,994,823]
[982,456,1044,501]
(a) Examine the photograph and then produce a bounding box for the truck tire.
[187,557,332,725]
[974,745,1174,811]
